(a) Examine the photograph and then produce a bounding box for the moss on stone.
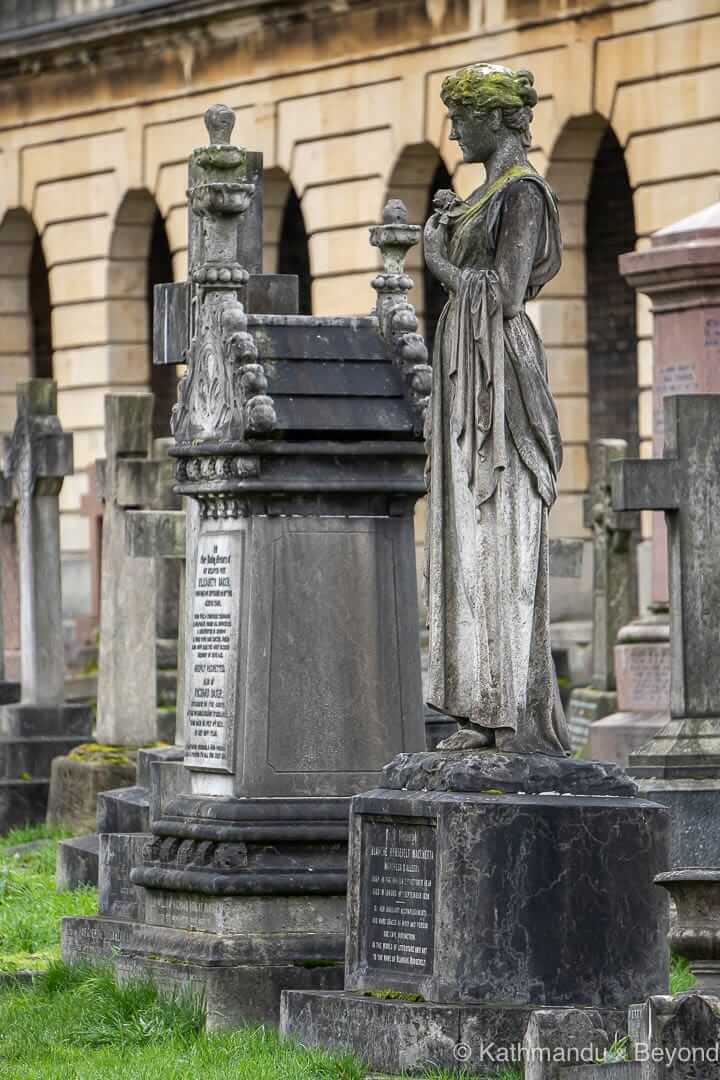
[362,989,425,1002]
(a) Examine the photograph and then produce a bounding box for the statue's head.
[440,64,537,164]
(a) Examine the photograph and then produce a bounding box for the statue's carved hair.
[441,64,537,149]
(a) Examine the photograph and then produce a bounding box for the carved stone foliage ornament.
[171,105,276,444]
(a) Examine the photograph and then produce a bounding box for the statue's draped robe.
[425,169,570,755]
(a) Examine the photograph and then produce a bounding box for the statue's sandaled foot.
[436,726,495,751]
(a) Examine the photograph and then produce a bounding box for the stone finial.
[204,104,235,146]
[383,198,409,225]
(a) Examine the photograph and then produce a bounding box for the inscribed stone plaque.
[184,521,244,772]
[615,643,671,712]
[360,818,436,976]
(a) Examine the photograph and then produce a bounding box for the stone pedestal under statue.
[281,752,670,1075]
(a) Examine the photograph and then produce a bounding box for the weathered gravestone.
[0,466,20,706]
[56,499,189,889]
[0,381,91,831]
[46,395,170,833]
[594,204,720,774]
[612,395,720,866]
[566,440,640,756]
[61,104,426,1026]
[0,467,20,684]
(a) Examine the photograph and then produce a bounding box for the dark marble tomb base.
[343,788,669,1007]
[280,991,626,1076]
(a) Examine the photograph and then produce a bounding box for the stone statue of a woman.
[424,63,570,756]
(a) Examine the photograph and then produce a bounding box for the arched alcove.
[147,208,176,438]
[0,208,53,426]
[263,168,312,315]
[585,127,638,452]
[107,190,177,438]
[543,114,639,519]
[384,142,455,351]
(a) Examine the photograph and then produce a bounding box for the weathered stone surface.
[46,755,136,832]
[638,780,720,868]
[281,993,626,1076]
[656,870,720,996]
[2,380,72,707]
[96,786,149,835]
[524,1008,610,1080]
[631,992,720,1080]
[381,750,638,797]
[344,789,669,1008]
[591,712,666,768]
[95,394,157,747]
[62,915,344,1027]
[99,833,149,920]
[56,833,99,891]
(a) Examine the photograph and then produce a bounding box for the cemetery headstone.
[77,462,103,645]
[594,203,720,768]
[281,63,670,1075]
[0,466,20,683]
[620,202,720,607]
[0,466,19,706]
[48,395,181,833]
[0,380,91,831]
[61,104,426,1026]
[567,441,639,753]
[612,394,720,866]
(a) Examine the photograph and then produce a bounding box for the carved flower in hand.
[432,188,465,224]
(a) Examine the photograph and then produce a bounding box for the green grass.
[0,963,519,1079]
[0,825,98,972]
[670,953,697,994]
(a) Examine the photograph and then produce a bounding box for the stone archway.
[540,113,639,539]
[0,208,53,427]
[264,168,312,315]
[107,190,177,438]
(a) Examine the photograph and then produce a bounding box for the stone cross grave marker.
[612,394,720,778]
[567,439,639,750]
[0,380,91,830]
[96,394,180,748]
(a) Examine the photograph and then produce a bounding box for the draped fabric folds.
[425,171,570,755]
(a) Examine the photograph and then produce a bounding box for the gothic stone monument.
[281,63,670,1075]
[567,439,639,754]
[613,394,720,867]
[61,104,426,1026]
[0,381,91,831]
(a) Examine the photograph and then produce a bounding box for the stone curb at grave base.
[46,755,137,833]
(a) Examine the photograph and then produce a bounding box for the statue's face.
[447,104,499,163]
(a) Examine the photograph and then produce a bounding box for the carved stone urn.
[656,869,720,994]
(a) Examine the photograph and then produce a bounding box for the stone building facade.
[0,0,717,632]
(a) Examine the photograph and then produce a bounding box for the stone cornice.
[0,0,437,78]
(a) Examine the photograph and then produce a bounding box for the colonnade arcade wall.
[0,0,716,623]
